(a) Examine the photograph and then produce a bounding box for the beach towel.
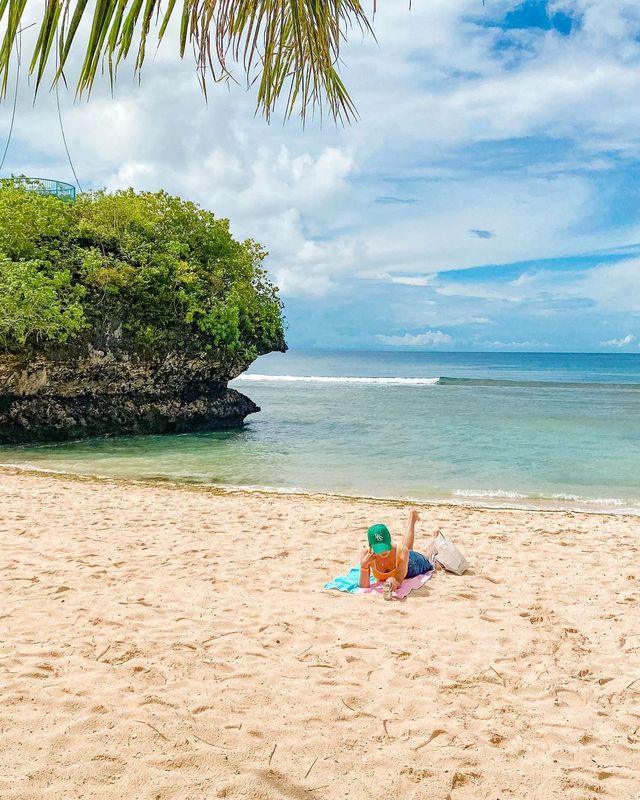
[324,566,432,598]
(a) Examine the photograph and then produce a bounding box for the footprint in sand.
[401,766,434,783]
[451,771,481,789]
[576,668,592,678]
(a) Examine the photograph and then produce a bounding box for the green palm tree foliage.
[0,0,373,121]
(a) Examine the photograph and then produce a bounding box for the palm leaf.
[0,0,374,121]
[0,0,28,95]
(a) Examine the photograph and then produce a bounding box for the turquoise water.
[2,351,640,513]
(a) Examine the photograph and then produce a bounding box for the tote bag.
[432,531,469,575]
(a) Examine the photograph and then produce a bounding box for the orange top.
[371,544,405,582]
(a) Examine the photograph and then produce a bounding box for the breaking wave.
[235,374,440,385]
[236,374,640,389]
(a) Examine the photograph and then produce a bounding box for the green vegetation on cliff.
[0,185,285,362]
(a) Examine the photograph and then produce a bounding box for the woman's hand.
[360,547,375,568]
[359,547,374,588]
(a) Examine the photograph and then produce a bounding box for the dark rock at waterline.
[0,387,259,444]
[0,347,261,445]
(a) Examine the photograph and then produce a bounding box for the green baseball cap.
[367,523,392,554]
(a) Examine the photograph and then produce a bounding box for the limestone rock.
[0,347,263,444]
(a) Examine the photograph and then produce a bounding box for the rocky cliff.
[0,345,266,445]
[0,186,287,444]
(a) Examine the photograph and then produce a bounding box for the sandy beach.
[1,469,639,799]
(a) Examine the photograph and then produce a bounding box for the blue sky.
[2,0,640,351]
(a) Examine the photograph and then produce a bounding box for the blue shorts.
[407,550,433,579]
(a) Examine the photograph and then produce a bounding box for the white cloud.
[600,334,636,347]
[389,275,434,286]
[434,257,640,315]
[577,259,640,314]
[355,272,435,286]
[479,340,551,350]
[377,331,453,346]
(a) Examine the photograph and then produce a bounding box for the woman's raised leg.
[402,509,420,551]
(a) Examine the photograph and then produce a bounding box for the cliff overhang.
[0,344,273,445]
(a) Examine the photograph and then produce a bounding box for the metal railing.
[2,176,76,201]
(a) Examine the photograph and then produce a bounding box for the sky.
[2,0,640,352]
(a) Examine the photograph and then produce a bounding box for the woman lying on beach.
[359,509,434,600]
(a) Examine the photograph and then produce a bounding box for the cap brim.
[371,542,392,554]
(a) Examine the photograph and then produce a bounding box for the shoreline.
[0,462,637,518]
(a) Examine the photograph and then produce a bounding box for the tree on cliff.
[0,184,286,364]
[0,1,372,122]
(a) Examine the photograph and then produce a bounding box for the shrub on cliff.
[0,185,285,362]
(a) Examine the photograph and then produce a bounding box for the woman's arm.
[383,546,409,591]
[359,547,375,588]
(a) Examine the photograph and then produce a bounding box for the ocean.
[2,350,640,513]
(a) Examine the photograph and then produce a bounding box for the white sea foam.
[453,489,529,499]
[550,493,626,506]
[234,374,440,385]
[454,488,631,509]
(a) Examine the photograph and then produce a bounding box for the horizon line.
[272,347,640,355]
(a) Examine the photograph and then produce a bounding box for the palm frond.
[0,0,374,122]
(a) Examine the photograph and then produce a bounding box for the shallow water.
[2,350,640,513]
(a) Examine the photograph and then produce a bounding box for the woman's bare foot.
[383,578,394,601]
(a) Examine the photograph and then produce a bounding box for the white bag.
[432,531,469,575]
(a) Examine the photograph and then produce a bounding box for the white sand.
[1,469,639,799]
